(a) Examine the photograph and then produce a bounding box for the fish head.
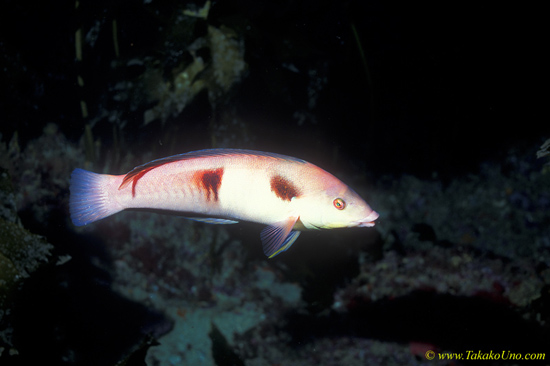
[296,184,379,230]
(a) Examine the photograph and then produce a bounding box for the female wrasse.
[69,149,379,257]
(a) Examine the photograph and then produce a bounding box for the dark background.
[1,0,546,180]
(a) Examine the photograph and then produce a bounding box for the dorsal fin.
[119,148,306,196]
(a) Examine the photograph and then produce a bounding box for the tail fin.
[69,168,122,226]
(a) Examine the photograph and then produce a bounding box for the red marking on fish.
[118,149,302,198]
[270,175,300,201]
[119,161,172,197]
[193,168,224,201]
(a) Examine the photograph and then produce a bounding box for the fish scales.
[70,149,379,257]
[119,153,304,222]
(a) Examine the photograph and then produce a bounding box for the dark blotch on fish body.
[195,168,224,201]
[270,175,300,201]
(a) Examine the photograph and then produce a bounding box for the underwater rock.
[0,167,53,356]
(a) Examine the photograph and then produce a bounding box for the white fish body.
[70,149,379,257]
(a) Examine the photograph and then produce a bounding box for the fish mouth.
[357,211,379,227]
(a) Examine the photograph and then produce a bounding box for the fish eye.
[333,198,346,210]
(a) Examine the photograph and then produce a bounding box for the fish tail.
[69,168,122,226]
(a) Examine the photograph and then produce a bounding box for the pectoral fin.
[261,216,301,258]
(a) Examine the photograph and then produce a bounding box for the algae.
[0,167,53,353]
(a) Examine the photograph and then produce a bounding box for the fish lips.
[356,210,379,227]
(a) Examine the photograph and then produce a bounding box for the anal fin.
[260,216,301,258]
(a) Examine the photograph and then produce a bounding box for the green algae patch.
[0,250,19,304]
[0,166,53,317]
[0,218,52,307]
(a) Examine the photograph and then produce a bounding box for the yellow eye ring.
[333,198,346,210]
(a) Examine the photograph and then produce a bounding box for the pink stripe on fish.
[119,163,170,197]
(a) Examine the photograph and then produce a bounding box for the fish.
[69,149,379,257]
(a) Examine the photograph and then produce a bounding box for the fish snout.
[356,210,379,227]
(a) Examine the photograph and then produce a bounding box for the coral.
[333,246,546,309]
[106,211,302,366]
[328,144,550,356]
[370,148,550,260]
[5,124,86,225]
